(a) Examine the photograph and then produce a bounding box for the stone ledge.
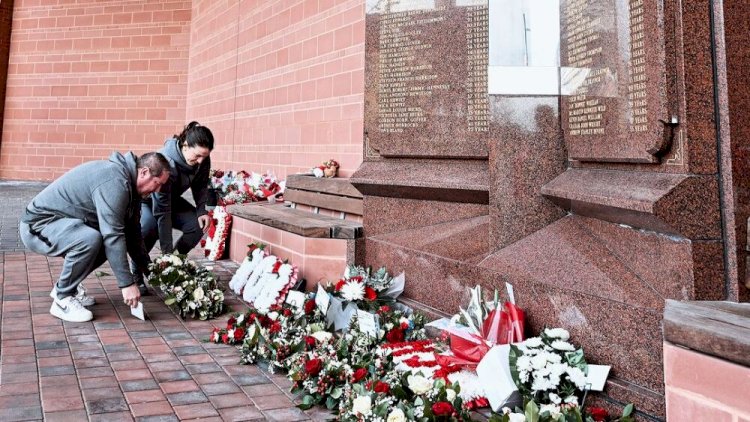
[227,203,363,239]
[351,159,489,204]
[663,300,750,367]
[541,168,721,239]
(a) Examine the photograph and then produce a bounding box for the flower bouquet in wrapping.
[325,265,406,331]
[147,254,225,320]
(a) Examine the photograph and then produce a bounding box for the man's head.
[136,152,170,198]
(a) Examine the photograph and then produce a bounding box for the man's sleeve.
[92,181,134,288]
[126,204,150,276]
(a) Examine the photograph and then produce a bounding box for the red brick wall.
[187,0,365,178]
[0,0,191,181]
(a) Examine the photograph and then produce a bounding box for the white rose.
[268,311,279,320]
[387,408,406,422]
[445,388,456,402]
[192,287,204,301]
[407,374,432,395]
[311,331,332,343]
[351,395,372,416]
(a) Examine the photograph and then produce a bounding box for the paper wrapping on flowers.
[476,344,522,411]
[326,297,359,332]
[382,271,405,300]
[201,206,232,261]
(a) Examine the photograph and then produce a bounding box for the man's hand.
[198,215,211,234]
[122,284,141,308]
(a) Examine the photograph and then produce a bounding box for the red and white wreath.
[201,205,232,261]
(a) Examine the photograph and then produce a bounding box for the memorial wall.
[353,0,744,419]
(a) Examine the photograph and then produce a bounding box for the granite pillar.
[353,0,748,419]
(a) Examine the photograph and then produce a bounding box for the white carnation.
[566,366,588,389]
[524,337,544,348]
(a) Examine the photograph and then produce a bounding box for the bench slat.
[228,203,363,239]
[286,174,363,198]
[284,188,364,215]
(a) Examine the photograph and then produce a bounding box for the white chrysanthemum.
[551,340,575,351]
[566,366,587,389]
[387,408,406,422]
[531,376,555,392]
[516,355,532,371]
[340,281,365,301]
[407,374,432,395]
[544,328,570,341]
[531,353,549,370]
[524,337,544,348]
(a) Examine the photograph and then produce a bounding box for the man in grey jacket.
[20,151,170,322]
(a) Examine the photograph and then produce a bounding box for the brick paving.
[0,181,331,421]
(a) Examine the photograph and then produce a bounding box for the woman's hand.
[198,214,211,233]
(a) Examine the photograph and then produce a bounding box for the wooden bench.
[226,174,364,284]
[227,174,363,239]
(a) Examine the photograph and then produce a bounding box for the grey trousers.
[20,219,106,299]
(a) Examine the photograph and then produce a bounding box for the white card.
[356,310,380,337]
[315,285,330,314]
[130,302,145,320]
[285,290,306,309]
[476,345,521,411]
[586,365,611,391]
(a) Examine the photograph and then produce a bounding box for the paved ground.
[0,180,331,421]
[0,180,47,252]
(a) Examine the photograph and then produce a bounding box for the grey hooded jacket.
[22,152,149,288]
[145,137,211,252]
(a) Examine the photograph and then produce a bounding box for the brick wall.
[187,0,365,178]
[0,0,191,181]
[664,343,750,421]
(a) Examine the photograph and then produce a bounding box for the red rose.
[431,402,454,416]
[374,381,390,394]
[335,279,346,291]
[283,308,292,317]
[221,334,229,344]
[379,305,391,313]
[248,313,256,322]
[227,316,237,327]
[588,407,609,422]
[364,286,377,301]
[304,299,316,314]
[385,328,405,343]
[270,322,281,334]
[305,336,316,347]
[233,327,245,340]
[352,368,367,382]
[305,358,322,376]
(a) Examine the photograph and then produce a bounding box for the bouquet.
[200,205,232,260]
[509,328,587,407]
[209,169,285,205]
[147,254,225,320]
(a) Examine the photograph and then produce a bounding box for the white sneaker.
[50,284,96,307]
[50,296,93,322]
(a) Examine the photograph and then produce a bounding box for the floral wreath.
[201,205,232,261]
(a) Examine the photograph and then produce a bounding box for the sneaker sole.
[50,303,93,322]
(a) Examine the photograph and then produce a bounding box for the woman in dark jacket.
[133,121,214,292]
